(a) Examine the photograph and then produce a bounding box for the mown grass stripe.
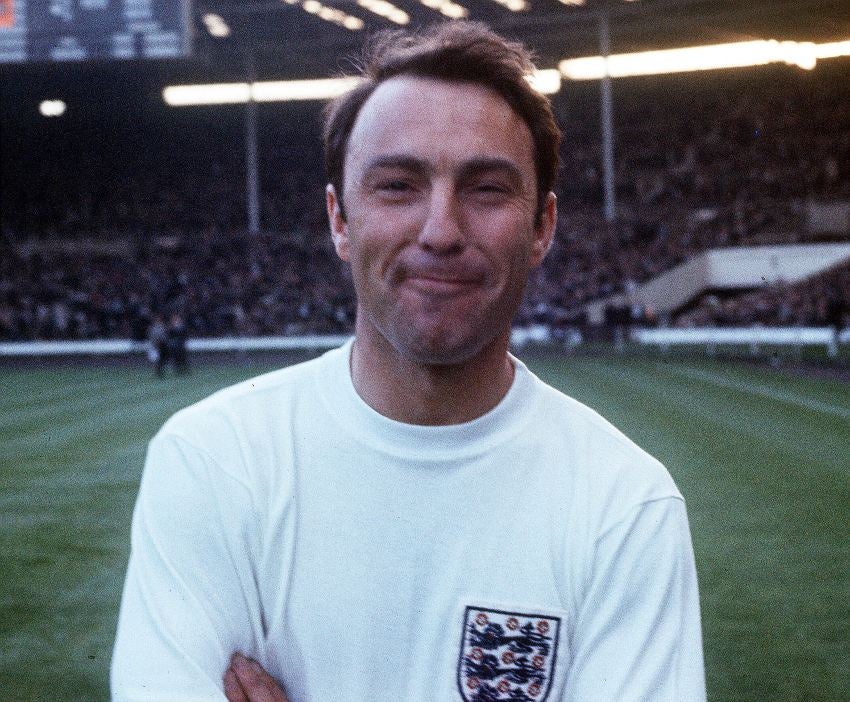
[683,357,850,407]
[570,357,848,468]
[664,364,850,420]
[0,387,181,452]
[1,382,178,440]
[1,373,122,413]
[3,369,247,452]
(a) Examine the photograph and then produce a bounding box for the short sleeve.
[111,431,263,701]
[564,497,706,701]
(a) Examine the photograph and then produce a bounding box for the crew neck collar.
[316,338,538,461]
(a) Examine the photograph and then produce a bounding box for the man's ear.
[326,184,350,262]
[531,191,557,267]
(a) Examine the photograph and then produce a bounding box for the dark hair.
[322,21,561,226]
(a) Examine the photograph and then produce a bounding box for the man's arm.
[565,497,706,701]
[111,431,264,701]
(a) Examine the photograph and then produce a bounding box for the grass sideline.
[1,352,848,701]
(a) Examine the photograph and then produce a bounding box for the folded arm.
[111,431,265,700]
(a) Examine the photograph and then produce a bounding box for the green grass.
[1,353,848,701]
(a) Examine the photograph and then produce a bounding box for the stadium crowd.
[2,64,848,341]
[677,261,849,329]
[0,231,353,341]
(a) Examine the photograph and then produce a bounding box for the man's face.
[327,76,556,365]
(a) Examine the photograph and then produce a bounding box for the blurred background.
[1,1,848,700]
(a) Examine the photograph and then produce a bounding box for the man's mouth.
[402,269,483,295]
[406,276,476,293]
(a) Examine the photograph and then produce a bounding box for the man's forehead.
[361,74,506,113]
[354,76,519,129]
[345,76,534,178]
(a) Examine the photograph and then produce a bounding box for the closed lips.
[397,261,486,285]
[410,272,478,284]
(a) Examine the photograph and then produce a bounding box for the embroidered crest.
[456,605,561,701]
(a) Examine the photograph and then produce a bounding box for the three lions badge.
[457,605,561,701]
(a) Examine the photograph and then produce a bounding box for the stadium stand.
[678,260,850,328]
[1,63,848,341]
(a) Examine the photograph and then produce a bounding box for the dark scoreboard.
[0,0,190,63]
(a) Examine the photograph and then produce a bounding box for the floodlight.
[814,40,850,59]
[162,37,850,107]
[163,78,362,106]
[163,83,251,106]
[282,0,364,30]
[527,69,561,95]
[356,0,410,24]
[558,39,850,80]
[417,0,469,19]
[251,77,361,102]
[343,16,365,30]
[557,0,585,6]
[202,13,230,38]
[39,100,66,117]
[442,5,467,19]
[488,0,527,11]
[780,41,816,70]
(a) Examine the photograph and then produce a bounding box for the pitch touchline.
[661,365,850,420]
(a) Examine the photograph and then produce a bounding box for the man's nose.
[417,187,465,254]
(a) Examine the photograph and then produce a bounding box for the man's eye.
[378,180,412,192]
[473,183,509,195]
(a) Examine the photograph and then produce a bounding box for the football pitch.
[1,351,848,701]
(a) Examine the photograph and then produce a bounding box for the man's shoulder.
[531,375,650,454]
[158,349,332,444]
[530,373,681,504]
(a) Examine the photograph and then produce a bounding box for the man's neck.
[350,324,515,427]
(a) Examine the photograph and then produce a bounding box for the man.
[112,22,705,701]
[146,313,168,376]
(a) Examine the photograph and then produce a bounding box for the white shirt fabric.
[111,340,706,701]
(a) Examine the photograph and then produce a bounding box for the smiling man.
[112,22,705,702]
[329,72,555,426]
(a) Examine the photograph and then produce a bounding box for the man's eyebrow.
[457,157,524,184]
[362,155,431,177]
[362,155,525,184]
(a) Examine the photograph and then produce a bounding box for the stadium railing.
[632,326,849,356]
[0,327,847,358]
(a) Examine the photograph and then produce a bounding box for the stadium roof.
[1,0,848,120]
[192,0,850,78]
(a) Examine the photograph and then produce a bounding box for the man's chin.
[390,328,498,368]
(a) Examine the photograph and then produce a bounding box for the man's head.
[323,21,561,227]
[323,22,560,366]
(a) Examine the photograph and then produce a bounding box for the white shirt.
[112,340,705,701]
